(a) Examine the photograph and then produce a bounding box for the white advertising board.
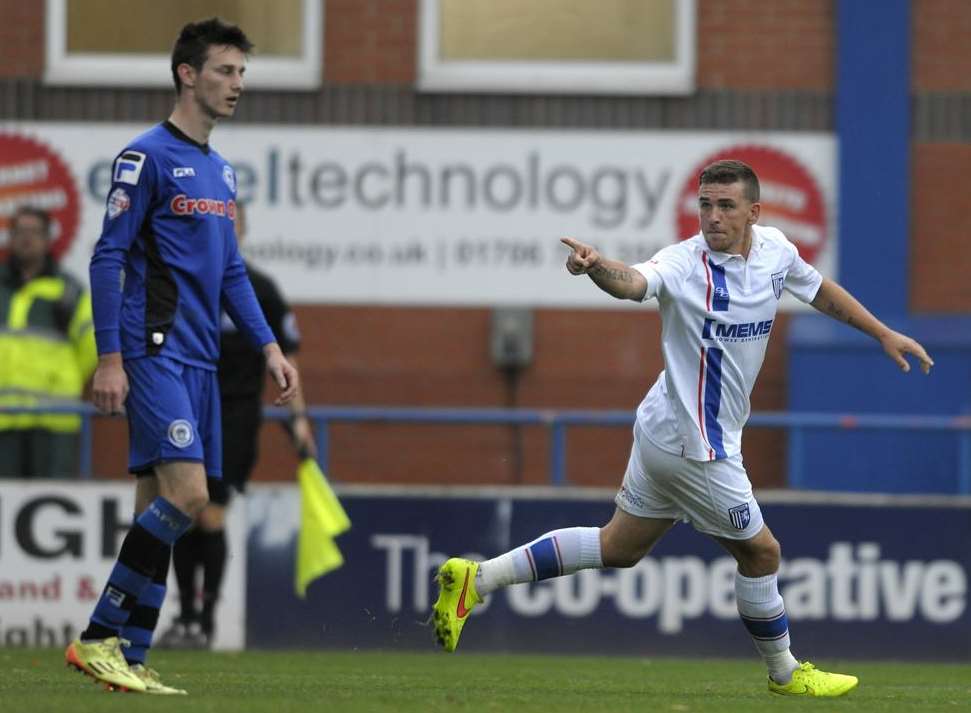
[0,481,245,650]
[0,123,836,308]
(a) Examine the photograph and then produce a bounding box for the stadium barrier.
[245,484,971,661]
[2,480,968,660]
[2,403,970,491]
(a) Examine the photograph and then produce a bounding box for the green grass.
[3,649,969,712]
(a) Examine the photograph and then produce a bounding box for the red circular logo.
[0,133,81,262]
[676,145,827,265]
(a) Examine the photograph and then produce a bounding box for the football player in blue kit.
[64,18,299,695]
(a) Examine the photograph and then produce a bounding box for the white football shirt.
[631,225,822,462]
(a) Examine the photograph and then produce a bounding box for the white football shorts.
[615,423,764,540]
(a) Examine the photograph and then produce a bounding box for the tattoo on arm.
[824,299,855,328]
[590,264,633,283]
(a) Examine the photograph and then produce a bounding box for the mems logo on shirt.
[702,318,774,342]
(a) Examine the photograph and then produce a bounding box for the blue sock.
[83,498,190,640]
[122,545,171,665]
[477,527,603,596]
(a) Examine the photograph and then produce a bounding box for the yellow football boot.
[432,558,482,652]
[129,664,188,695]
[65,637,147,693]
[768,661,859,697]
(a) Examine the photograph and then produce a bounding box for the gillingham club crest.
[728,503,751,530]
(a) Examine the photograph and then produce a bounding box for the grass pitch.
[2,648,969,712]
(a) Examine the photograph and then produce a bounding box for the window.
[418,0,695,95]
[45,0,322,89]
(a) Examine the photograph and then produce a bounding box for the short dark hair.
[699,159,760,202]
[171,17,253,94]
[11,205,51,237]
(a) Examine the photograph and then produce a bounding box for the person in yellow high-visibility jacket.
[0,206,97,477]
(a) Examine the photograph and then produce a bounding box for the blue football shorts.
[124,355,222,478]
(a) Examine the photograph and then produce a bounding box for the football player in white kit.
[432,160,934,697]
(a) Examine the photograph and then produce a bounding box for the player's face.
[698,181,759,255]
[194,45,246,120]
[9,213,49,266]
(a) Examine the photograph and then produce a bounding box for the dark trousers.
[0,429,79,478]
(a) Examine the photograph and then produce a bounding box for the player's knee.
[173,485,210,517]
[748,536,781,575]
[186,491,210,516]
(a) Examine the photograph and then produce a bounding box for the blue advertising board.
[246,486,970,661]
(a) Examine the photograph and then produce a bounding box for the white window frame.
[44,0,322,90]
[418,0,695,95]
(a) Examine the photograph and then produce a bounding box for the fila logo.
[112,151,146,185]
[173,167,196,178]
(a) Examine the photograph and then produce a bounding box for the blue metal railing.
[3,403,970,491]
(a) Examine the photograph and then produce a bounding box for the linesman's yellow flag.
[295,458,351,597]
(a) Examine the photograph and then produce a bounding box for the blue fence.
[3,403,970,492]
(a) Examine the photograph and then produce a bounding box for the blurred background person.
[160,201,316,648]
[0,206,96,478]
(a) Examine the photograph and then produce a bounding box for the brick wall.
[91,307,790,488]
[23,0,966,487]
[0,0,836,89]
[323,0,836,90]
[8,1,970,94]
[912,0,971,91]
[911,0,971,312]
[696,0,834,90]
[911,144,971,312]
[0,1,43,78]
[324,0,417,84]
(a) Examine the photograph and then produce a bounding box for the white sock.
[735,571,799,684]
[476,527,602,596]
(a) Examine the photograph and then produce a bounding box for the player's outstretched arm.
[810,277,934,374]
[264,342,300,404]
[560,237,647,301]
